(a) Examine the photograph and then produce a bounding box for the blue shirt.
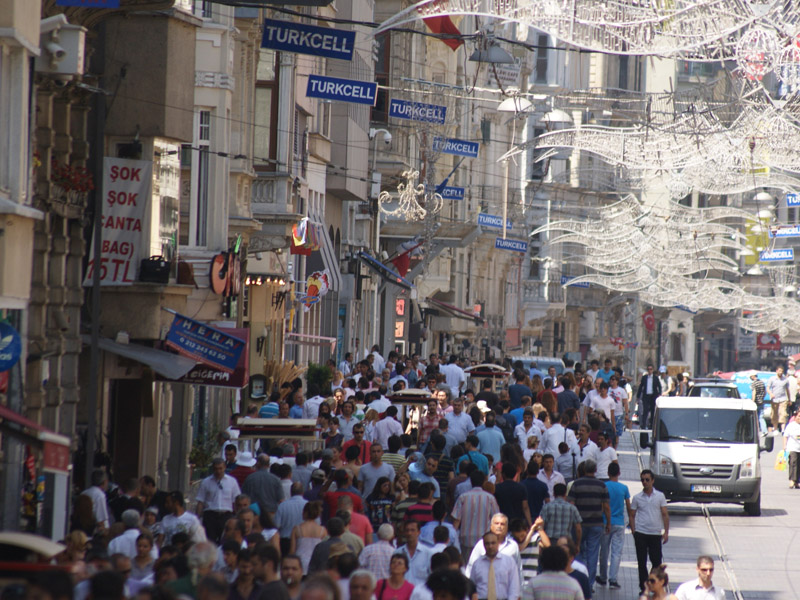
[604,480,630,526]
[456,450,489,475]
[289,404,303,419]
[409,471,441,498]
[597,368,614,383]
[476,427,505,462]
[509,407,526,424]
[521,476,550,520]
[420,520,460,550]
[508,384,533,409]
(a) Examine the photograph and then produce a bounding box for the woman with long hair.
[331,370,345,392]
[365,476,395,530]
[530,375,544,397]
[290,501,326,574]
[363,408,380,442]
[639,564,678,600]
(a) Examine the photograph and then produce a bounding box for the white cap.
[476,400,491,413]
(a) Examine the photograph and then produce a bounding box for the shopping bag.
[775,450,788,471]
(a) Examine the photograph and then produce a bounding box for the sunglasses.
[699,568,714,573]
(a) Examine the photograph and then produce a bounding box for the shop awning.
[0,404,71,474]
[357,251,414,290]
[284,332,337,351]
[425,297,484,324]
[84,336,198,380]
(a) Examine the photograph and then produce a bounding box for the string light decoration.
[378,169,443,222]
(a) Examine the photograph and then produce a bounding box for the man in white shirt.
[80,468,110,533]
[595,432,618,480]
[445,397,475,444]
[339,353,353,377]
[302,386,326,420]
[439,354,467,400]
[465,513,522,576]
[537,454,567,500]
[469,531,520,600]
[586,360,600,380]
[675,556,726,600]
[160,490,206,546]
[514,409,540,452]
[196,458,241,543]
[574,424,599,465]
[370,346,386,374]
[541,414,578,457]
[783,409,800,488]
[397,520,432,587]
[372,406,404,449]
[630,469,669,593]
[108,509,157,559]
[589,382,616,424]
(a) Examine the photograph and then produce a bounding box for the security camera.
[254,252,263,260]
[382,132,393,146]
[52,74,73,87]
[45,41,67,63]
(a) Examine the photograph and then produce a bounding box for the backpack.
[496,414,516,443]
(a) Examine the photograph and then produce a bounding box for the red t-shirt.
[348,510,374,543]
[341,439,372,464]
[376,580,414,600]
[323,490,364,517]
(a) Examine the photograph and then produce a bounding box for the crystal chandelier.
[378,169,443,222]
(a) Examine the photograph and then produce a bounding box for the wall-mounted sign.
[786,192,800,207]
[560,275,590,288]
[756,332,781,351]
[210,252,241,297]
[439,186,465,200]
[165,313,246,374]
[768,225,800,238]
[159,328,250,388]
[306,75,377,105]
[261,19,355,61]
[0,322,22,372]
[478,213,512,230]
[433,137,479,158]
[494,237,528,253]
[759,248,794,262]
[389,99,447,124]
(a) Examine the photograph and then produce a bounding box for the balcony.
[99,283,193,340]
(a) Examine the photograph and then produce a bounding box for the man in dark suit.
[637,365,662,429]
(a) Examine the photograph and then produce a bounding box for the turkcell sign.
[495,237,528,253]
[787,192,800,207]
[306,75,377,106]
[261,19,355,61]
[478,213,512,230]
[759,248,795,262]
[439,186,464,200]
[769,225,800,238]
[560,276,590,288]
[433,137,479,158]
[389,99,447,124]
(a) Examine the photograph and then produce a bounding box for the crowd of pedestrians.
[47,352,726,600]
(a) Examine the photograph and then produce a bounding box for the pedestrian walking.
[783,409,800,488]
[636,366,662,429]
[630,469,669,593]
[567,459,610,585]
[597,462,631,589]
[768,367,792,433]
[750,374,767,433]
[639,564,678,600]
[196,458,241,543]
[675,556,725,600]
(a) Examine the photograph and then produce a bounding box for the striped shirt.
[403,502,434,523]
[451,487,499,551]
[567,476,609,527]
[258,402,280,418]
[520,538,539,584]
[522,571,583,600]
[382,452,407,473]
[418,413,440,447]
[539,498,582,541]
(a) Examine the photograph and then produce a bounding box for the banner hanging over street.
[261,19,355,61]
[306,75,377,105]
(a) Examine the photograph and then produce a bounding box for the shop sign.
[261,19,355,61]
[306,75,377,105]
[165,313,245,374]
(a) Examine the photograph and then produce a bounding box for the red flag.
[642,309,655,333]
[420,14,463,51]
[391,253,411,277]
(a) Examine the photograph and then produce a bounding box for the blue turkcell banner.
[478,213,512,230]
[262,19,355,61]
[306,75,377,105]
[494,237,528,253]
[439,186,465,200]
[560,276,590,288]
[165,313,246,374]
[56,0,120,5]
[787,193,800,207]
[759,248,795,262]
[433,137,480,158]
[768,225,800,238]
[389,99,447,124]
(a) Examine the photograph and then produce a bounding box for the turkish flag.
[642,309,656,333]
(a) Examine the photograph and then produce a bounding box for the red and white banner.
[84,157,152,286]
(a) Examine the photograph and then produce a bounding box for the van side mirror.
[639,431,650,449]
[760,434,774,453]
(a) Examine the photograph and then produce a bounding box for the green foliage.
[306,361,332,395]
[188,426,221,481]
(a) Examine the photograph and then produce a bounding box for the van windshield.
[655,408,756,443]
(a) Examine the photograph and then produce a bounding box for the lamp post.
[368,128,392,350]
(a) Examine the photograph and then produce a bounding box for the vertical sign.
[84,157,152,286]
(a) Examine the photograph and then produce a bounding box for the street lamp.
[368,127,392,349]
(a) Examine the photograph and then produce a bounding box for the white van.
[640,396,774,516]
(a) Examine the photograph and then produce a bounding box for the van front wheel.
[744,491,761,516]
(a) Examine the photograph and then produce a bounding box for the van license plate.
[692,485,721,493]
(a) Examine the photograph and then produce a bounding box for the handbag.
[139,255,171,284]
[775,450,788,471]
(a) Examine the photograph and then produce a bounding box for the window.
[372,32,391,123]
[535,34,549,83]
[293,109,308,179]
[529,127,546,179]
[193,0,213,18]
[192,110,211,246]
[254,50,277,171]
[618,55,629,90]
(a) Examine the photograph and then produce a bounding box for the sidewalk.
[592,430,730,600]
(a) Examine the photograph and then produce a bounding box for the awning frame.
[357,251,414,290]
[425,296,485,324]
[82,335,198,380]
[284,331,337,352]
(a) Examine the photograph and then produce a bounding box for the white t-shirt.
[161,511,207,544]
[608,386,628,415]
[586,369,600,380]
[631,489,667,535]
[784,420,800,453]
[596,446,618,479]
[590,394,616,420]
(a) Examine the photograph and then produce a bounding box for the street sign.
[756,332,781,351]
[306,75,377,105]
[433,137,479,158]
[787,192,800,207]
[439,186,464,200]
[494,237,528,253]
[261,19,355,61]
[768,225,800,238]
[0,321,22,371]
[389,99,447,124]
[560,275,590,288]
[759,248,795,262]
[478,213,512,229]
